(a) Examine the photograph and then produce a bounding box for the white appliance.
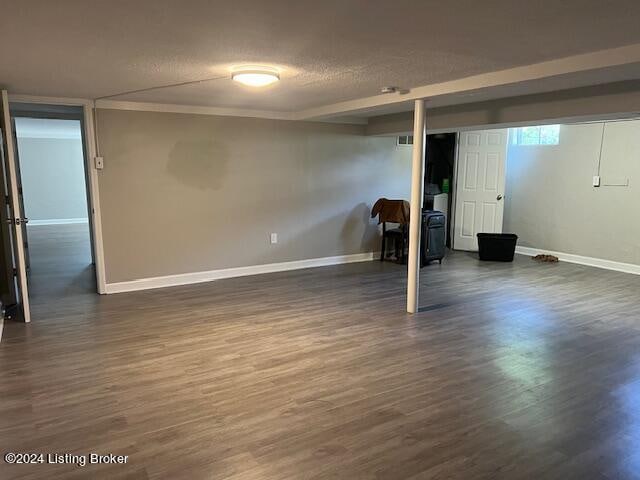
[433,193,448,232]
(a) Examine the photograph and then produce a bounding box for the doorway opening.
[12,108,96,309]
[424,132,457,247]
[451,128,510,252]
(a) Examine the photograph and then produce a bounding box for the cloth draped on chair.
[371,198,410,224]
[371,198,410,263]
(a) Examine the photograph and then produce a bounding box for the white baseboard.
[515,246,640,276]
[105,252,377,294]
[29,218,88,226]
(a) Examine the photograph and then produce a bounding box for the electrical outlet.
[270,233,278,244]
[592,175,600,187]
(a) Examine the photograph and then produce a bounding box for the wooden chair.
[371,198,411,264]
[380,222,408,263]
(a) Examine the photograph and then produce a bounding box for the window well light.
[231,69,280,87]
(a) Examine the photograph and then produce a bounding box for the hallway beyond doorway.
[26,223,95,315]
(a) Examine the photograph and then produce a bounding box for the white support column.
[407,99,426,314]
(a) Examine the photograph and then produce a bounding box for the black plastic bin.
[477,233,518,262]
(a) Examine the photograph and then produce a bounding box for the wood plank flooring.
[2,243,640,479]
[24,223,95,302]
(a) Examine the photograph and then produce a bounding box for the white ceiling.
[2,0,640,118]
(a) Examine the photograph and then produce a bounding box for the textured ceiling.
[2,0,640,114]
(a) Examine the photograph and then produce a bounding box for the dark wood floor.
[2,243,640,479]
[25,223,95,302]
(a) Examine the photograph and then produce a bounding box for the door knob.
[496,194,503,201]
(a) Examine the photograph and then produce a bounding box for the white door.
[0,90,30,322]
[453,129,508,251]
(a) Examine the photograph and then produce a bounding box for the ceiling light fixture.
[231,68,280,87]
[381,85,410,95]
[381,86,400,94]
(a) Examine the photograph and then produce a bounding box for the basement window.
[397,135,414,146]
[511,125,560,146]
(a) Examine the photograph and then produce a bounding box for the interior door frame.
[450,127,512,251]
[1,91,31,321]
[9,95,107,294]
[450,132,461,250]
[450,128,509,251]
[0,130,17,312]
[10,118,31,272]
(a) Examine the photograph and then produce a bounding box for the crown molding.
[94,99,296,121]
[8,94,93,107]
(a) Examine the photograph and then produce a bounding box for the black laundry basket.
[477,233,518,262]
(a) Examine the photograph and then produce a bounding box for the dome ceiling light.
[231,68,280,87]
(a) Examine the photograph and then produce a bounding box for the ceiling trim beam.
[294,43,640,120]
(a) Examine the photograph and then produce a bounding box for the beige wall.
[504,120,640,265]
[96,109,411,283]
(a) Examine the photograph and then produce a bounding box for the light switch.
[95,156,104,170]
[592,175,600,187]
[270,233,278,244]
